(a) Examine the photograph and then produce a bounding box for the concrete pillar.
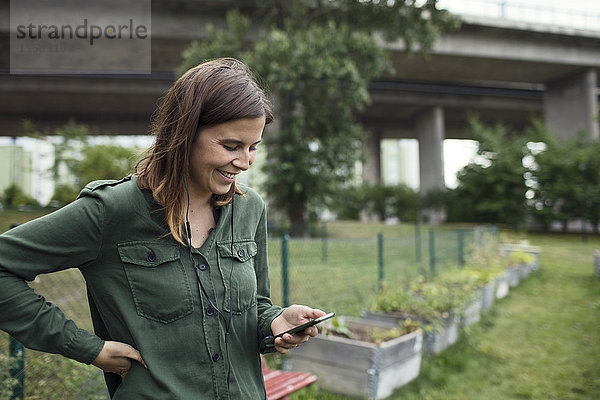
[417,107,445,193]
[544,69,599,141]
[417,106,446,224]
[363,130,382,185]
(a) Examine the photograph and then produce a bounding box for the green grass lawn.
[291,232,600,399]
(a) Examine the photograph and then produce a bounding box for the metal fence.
[1,224,494,399]
[268,225,491,316]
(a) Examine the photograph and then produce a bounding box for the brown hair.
[136,58,273,244]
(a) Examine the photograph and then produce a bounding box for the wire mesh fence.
[268,225,492,316]
[1,223,494,399]
[1,269,109,400]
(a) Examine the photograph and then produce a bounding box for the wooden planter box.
[499,243,541,271]
[495,271,510,299]
[285,317,423,400]
[480,280,496,310]
[461,293,483,327]
[506,266,521,288]
[362,310,459,356]
[426,313,459,355]
[595,251,600,278]
[519,263,532,280]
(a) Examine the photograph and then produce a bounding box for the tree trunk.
[288,199,306,237]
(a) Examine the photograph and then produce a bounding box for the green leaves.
[76,145,136,185]
[450,118,531,226]
[529,129,600,231]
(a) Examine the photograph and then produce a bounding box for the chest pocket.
[118,241,193,324]
[216,240,258,314]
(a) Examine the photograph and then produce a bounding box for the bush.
[50,144,137,207]
[391,184,419,222]
[76,145,136,184]
[330,185,368,220]
[330,183,418,222]
[50,184,80,207]
[1,184,39,209]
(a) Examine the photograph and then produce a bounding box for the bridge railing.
[439,0,600,32]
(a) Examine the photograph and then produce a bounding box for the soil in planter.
[322,319,418,344]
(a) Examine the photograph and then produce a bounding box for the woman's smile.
[217,169,237,183]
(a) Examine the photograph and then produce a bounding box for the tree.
[76,145,136,185]
[450,118,532,227]
[23,119,91,205]
[530,123,600,233]
[178,1,458,236]
[50,144,137,206]
[22,120,138,206]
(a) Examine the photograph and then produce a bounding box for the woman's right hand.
[92,341,147,381]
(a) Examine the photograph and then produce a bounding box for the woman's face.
[188,116,265,201]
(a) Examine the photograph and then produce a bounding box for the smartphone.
[260,312,335,351]
[276,312,335,338]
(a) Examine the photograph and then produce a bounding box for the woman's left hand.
[270,305,326,354]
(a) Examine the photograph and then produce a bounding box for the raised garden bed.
[461,293,483,327]
[362,310,458,356]
[285,317,423,400]
[495,271,510,299]
[480,280,496,310]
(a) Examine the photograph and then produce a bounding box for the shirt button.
[212,353,220,362]
[206,307,215,316]
[237,249,245,258]
[147,252,156,262]
[198,263,207,271]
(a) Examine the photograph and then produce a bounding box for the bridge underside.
[1,8,598,214]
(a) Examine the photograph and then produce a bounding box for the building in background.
[0,142,33,201]
[381,139,420,189]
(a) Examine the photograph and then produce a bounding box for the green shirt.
[0,175,282,399]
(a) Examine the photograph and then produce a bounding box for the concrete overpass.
[362,14,600,195]
[1,1,599,199]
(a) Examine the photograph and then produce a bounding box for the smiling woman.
[0,58,326,400]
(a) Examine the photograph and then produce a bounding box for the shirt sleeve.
[0,196,106,364]
[253,201,283,348]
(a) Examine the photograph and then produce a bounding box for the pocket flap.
[217,241,257,262]
[118,241,180,267]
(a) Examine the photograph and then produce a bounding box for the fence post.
[9,337,25,400]
[415,223,422,263]
[458,229,465,267]
[321,222,328,264]
[377,233,384,289]
[8,224,24,400]
[281,233,290,307]
[429,229,436,276]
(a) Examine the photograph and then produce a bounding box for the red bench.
[261,357,318,400]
